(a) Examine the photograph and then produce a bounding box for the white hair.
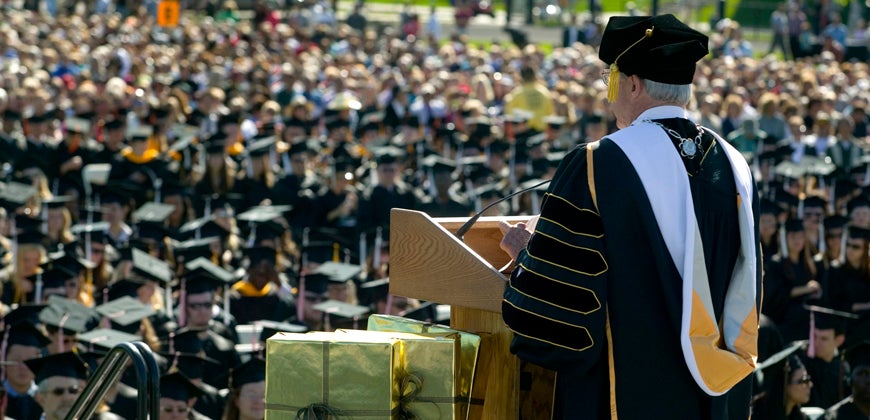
[642,79,692,106]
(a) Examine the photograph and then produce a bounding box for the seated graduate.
[229,246,296,325]
[159,371,210,420]
[827,341,870,419]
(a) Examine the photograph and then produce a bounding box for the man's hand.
[499,220,533,262]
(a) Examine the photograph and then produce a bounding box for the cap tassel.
[808,311,816,358]
[606,27,654,103]
[178,279,187,328]
[58,313,70,353]
[297,275,306,322]
[1,327,10,382]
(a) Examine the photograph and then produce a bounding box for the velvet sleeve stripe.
[502,299,595,351]
[539,193,604,238]
[526,232,608,276]
[510,265,602,315]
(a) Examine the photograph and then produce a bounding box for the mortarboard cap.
[163,351,219,380]
[133,202,176,224]
[357,278,389,306]
[39,296,99,335]
[312,262,361,284]
[256,320,308,343]
[131,248,173,285]
[23,352,89,383]
[803,195,827,209]
[243,246,276,266]
[374,146,404,165]
[43,195,73,210]
[183,258,235,294]
[160,371,204,401]
[247,137,276,158]
[106,279,142,301]
[846,341,870,369]
[760,199,780,216]
[103,118,124,131]
[805,305,856,335]
[784,218,804,233]
[172,237,218,264]
[15,228,46,246]
[599,14,707,87]
[504,111,532,124]
[126,126,153,142]
[95,296,156,327]
[823,215,848,230]
[77,328,141,354]
[230,358,265,389]
[65,117,91,134]
[848,196,870,214]
[400,301,438,322]
[0,182,37,212]
[848,225,870,241]
[6,321,51,348]
[422,155,457,173]
[237,205,292,224]
[4,304,49,327]
[311,299,370,320]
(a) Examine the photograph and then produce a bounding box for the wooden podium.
[389,209,554,420]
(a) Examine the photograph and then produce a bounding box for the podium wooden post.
[390,209,553,420]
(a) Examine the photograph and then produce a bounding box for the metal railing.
[66,341,160,420]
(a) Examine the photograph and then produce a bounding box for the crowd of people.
[0,0,866,418]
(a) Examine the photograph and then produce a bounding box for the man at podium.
[499,14,761,419]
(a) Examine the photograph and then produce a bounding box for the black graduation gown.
[107,382,138,420]
[800,354,849,409]
[417,193,473,218]
[763,255,824,342]
[199,330,241,390]
[828,398,870,419]
[503,119,760,419]
[5,390,41,420]
[52,138,102,194]
[828,264,870,346]
[357,184,417,229]
[193,382,227,420]
[229,281,297,325]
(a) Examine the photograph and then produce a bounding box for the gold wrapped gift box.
[367,314,485,420]
[266,329,463,419]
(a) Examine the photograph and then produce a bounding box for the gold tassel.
[607,27,655,103]
[333,243,340,262]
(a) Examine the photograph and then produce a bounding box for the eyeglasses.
[161,406,190,414]
[791,375,812,385]
[48,386,81,396]
[186,302,211,310]
[601,70,611,86]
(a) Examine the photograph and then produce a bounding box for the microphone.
[455,179,551,241]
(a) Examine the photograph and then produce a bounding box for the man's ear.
[836,333,845,348]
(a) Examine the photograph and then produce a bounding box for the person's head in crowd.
[758,92,779,118]
[102,118,126,151]
[782,355,813,415]
[224,358,266,420]
[244,246,278,291]
[845,226,870,274]
[802,195,826,233]
[722,94,743,120]
[198,87,226,115]
[814,112,833,137]
[835,116,855,141]
[26,352,89,420]
[374,147,403,189]
[759,200,780,245]
[846,342,870,409]
[100,190,130,231]
[849,197,870,228]
[811,312,847,363]
[3,321,51,395]
[584,112,608,141]
[787,115,806,142]
[44,196,74,245]
[823,215,847,259]
[159,372,202,420]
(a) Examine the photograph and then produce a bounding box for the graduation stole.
[232,279,272,297]
[607,106,758,396]
[121,147,159,164]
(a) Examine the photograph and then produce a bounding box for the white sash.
[607,106,758,396]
